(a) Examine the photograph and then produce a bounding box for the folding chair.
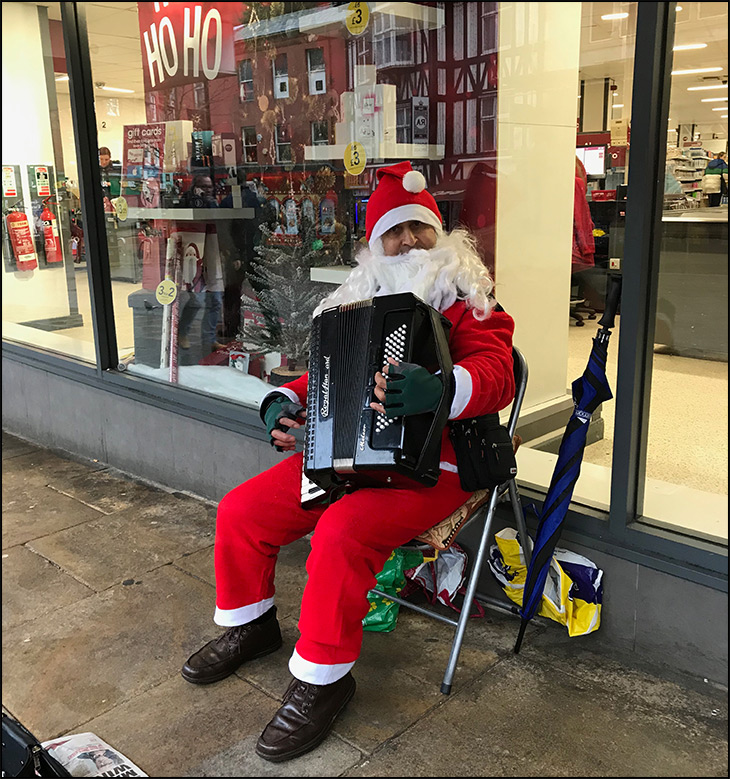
[370,347,531,694]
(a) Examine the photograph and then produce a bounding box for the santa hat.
[365,161,443,249]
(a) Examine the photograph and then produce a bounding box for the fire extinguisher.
[41,197,63,263]
[6,202,38,271]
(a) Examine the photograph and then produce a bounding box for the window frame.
[239,58,254,102]
[242,125,258,163]
[2,0,724,594]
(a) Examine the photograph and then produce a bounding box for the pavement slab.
[2,433,727,777]
[343,654,728,778]
[1,544,94,630]
[1,565,217,739]
[74,674,361,778]
[2,483,108,549]
[27,512,196,592]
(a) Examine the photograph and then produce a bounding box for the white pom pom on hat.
[402,169,426,194]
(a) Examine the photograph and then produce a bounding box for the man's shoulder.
[442,299,511,325]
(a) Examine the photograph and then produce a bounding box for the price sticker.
[155,279,178,306]
[346,2,370,36]
[112,196,128,221]
[344,141,366,176]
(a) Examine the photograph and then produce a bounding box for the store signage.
[412,97,429,144]
[137,2,236,91]
[122,122,166,207]
[35,166,51,197]
[3,166,18,197]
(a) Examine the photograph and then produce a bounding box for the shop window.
[310,121,330,146]
[273,54,289,99]
[373,13,413,67]
[306,48,327,95]
[396,104,411,144]
[275,124,292,163]
[480,94,496,151]
[239,59,254,102]
[480,5,498,53]
[1,1,96,364]
[193,81,207,110]
[242,126,258,163]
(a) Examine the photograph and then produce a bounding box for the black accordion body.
[303,292,453,501]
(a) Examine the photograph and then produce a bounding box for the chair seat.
[413,434,523,552]
[414,488,492,551]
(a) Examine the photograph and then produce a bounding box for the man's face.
[99,154,111,168]
[380,220,437,256]
[195,177,214,196]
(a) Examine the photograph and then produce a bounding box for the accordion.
[302,292,453,503]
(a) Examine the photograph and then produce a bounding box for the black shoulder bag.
[449,413,517,492]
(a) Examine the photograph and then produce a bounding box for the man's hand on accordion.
[370,357,445,419]
[262,395,307,452]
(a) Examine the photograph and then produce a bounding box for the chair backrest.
[506,347,528,439]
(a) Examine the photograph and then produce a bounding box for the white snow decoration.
[402,170,426,193]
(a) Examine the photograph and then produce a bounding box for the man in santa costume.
[181,161,515,763]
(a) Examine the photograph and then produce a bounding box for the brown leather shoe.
[181,608,282,685]
[255,673,356,762]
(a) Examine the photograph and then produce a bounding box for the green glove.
[262,394,306,439]
[384,361,445,419]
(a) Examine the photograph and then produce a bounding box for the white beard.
[369,249,435,301]
[313,229,495,320]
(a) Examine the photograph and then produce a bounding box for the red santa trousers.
[213,451,471,684]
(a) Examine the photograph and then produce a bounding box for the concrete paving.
[2,431,727,777]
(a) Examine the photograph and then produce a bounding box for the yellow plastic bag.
[488,528,602,637]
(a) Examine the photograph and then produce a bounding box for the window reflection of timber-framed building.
[347,2,499,265]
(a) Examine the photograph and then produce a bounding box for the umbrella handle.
[598,273,622,330]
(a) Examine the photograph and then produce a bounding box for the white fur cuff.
[449,365,473,419]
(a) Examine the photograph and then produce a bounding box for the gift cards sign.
[137,2,237,91]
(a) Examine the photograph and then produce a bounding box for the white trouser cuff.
[214,597,275,627]
[289,648,355,685]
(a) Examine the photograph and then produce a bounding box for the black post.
[609,2,676,532]
[60,2,118,373]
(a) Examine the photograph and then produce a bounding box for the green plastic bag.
[363,548,424,632]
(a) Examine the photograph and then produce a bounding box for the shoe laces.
[218,624,248,651]
[285,680,319,713]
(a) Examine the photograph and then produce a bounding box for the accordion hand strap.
[414,306,454,479]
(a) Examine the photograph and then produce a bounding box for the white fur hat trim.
[402,169,426,193]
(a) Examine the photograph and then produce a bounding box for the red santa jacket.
[266,300,515,472]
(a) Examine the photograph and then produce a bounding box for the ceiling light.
[721,115,728,119]
[673,43,707,51]
[712,107,728,111]
[101,86,135,94]
[55,74,69,82]
[601,13,629,20]
[701,97,728,102]
[612,104,624,108]
[687,85,728,91]
[671,67,723,76]
[675,5,682,10]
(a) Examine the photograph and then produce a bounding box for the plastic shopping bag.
[487,528,603,637]
[364,548,424,632]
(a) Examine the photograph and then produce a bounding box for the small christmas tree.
[240,212,336,371]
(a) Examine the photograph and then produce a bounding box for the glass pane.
[80,0,639,529]
[643,2,728,544]
[2,2,96,364]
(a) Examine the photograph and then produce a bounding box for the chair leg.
[440,487,502,694]
[508,479,532,566]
